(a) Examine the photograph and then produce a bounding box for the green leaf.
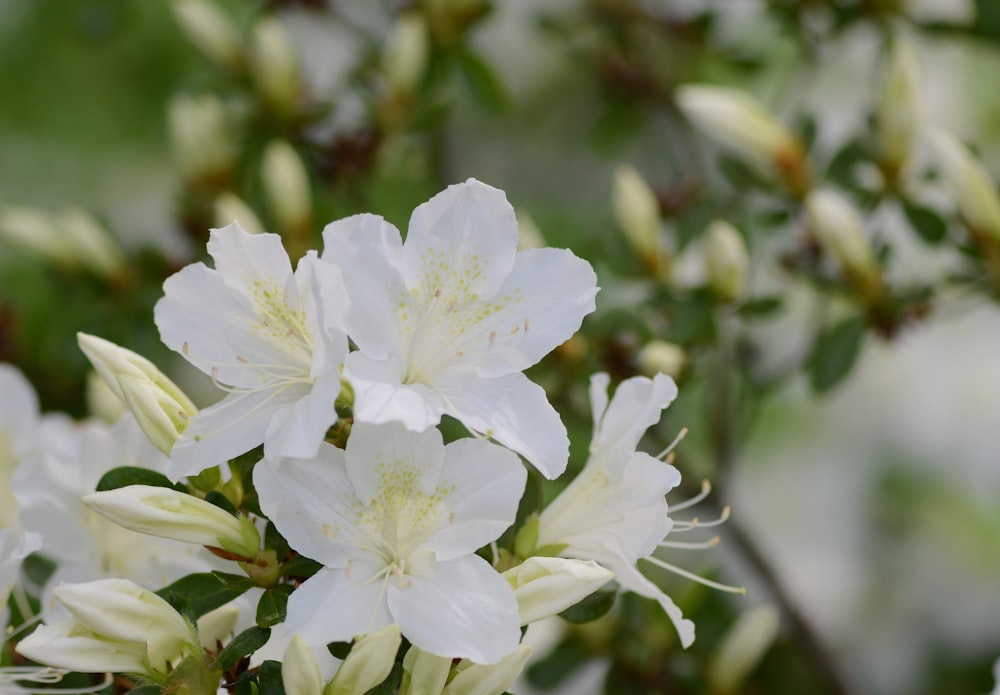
[559,589,617,624]
[126,686,163,695]
[215,626,271,670]
[95,466,182,492]
[282,555,322,581]
[526,640,590,688]
[258,660,286,695]
[365,659,405,695]
[256,586,290,628]
[327,641,353,659]
[901,200,948,245]
[265,521,290,560]
[205,490,239,516]
[156,572,254,619]
[809,315,866,392]
[737,296,784,318]
[455,48,508,111]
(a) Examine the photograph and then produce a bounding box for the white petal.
[434,371,568,479]
[284,564,393,644]
[15,620,148,674]
[402,180,517,302]
[296,252,350,378]
[424,438,525,560]
[263,372,341,460]
[321,213,407,359]
[254,450,364,568]
[343,422,446,505]
[345,352,446,431]
[388,554,520,664]
[441,247,598,378]
[207,223,294,298]
[590,373,678,465]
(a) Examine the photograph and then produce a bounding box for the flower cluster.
[2,180,738,693]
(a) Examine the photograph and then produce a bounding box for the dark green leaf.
[559,589,617,624]
[215,626,271,670]
[126,686,163,695]
[809,315,866,392]
[258,660,286,695]
[21,552,57,588]
[282,555,322,581]
[95,466,181,492]
[825,140,867,188]
[526,640,590,688]
[365,659,405,695]
[455,48,508,111]
[256,586,290,628]
[205,490,239,516]
[265,521,290,560]
[901,200,948,245]
[738,296,784,318]
[156,572,253,619]
[327,641,353,659]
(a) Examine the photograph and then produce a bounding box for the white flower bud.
[875,35,923,179]
[502,557,613,626]
[326,623,402,695]
[171,0,243,72]
[676,85,808,191]
[16,619,149,674]
[804,190,879,291]
[283,634,324,695]
[86,370,126,423]
[516,208,545,250]
[214,193,266,236]
[0,207,75,266]
[83,485,259,558]
[168,93,236,187]
[262,140,313,237]
[703,220,748,302]
[612,165,662,265]
[57,208,126,279]
[197,604,239,651]
[442,645,531,695]
[384,13,429,95]
[249,17,301,115]
[401,647,452,695]
[707,605,780,694]
[636,340,686,380]
[928,128,1000,243]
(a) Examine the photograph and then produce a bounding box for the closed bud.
[401,647,452,695]
[804,190,880,295]
[516,208,546,250]
[249,17,302,116]
[636,340,686,380]
[0,206,75,266]
[118,374,189,454]
[707,605,780,694]
[928,128,1000,243]
[283,634,324,695]
[384,13,429,95]
[503,557,613,625]
[676,85,810,194]
[612,165,667,275]
[16,619,149,674]
[171,0,243,72]
[703,220,748,302]
[168,93,236,189]
[86,369,126,423]
[83,485,259,558]
[57,208,126,279]
[442,645,532,695]
[875,35,923,184]
[214,193,266,236]
[262,140,313,238]
[325,623,401,695]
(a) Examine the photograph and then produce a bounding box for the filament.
[655,427,688,461]
[658,535,720,550]
[671,505,730,532]
[641,555,746,595]
[670,479,711,513]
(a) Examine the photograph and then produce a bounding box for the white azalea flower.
[0,364,41,532]
[155,222,349,479]
[320,179,598,479]
[255,421,526,664]
[537,372,742,648]
[1,530,41,626]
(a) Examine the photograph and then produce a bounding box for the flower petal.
[263,372,341,460]
[590,373,678,465]
[345,352,446,431]
[284,563,393,644]
[434,371,568,479]
[15,620,148,674]
[388,553,520,664]
[207,222,294,298]
[343,422,446,505]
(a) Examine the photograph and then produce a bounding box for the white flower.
[255,421,526,664]
[155,221,349,479]
[502,557,613,626]
[320,179,598,479]
[1,530,42,628]
[0,364,41,532]
[537,372,741,648]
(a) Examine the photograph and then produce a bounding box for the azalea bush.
[3,1,1000,694]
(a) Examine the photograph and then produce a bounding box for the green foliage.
[157,572,254,620]
[214,626,271,671]
[809,315,867,393]
[95,466,184,492]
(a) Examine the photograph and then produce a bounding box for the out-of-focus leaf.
[809,315,866,392]
[527,639,591,688]
[455,48,508,111]
[901,200,948,245]
[560,589,617,624]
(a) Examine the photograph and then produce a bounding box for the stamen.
[0,668,112,692]
[672,505,730,531]
[670,479,712,513]
[641,555,746,595]
[655,427,688,461]
[658,535,720,550]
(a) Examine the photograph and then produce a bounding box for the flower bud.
[83,485,259,558]
[283,634,324,695]
[57,208,126,279]
[401,647,451,695]
[197,604,239,651]
[262,140,313,240]
[636,340,686,380]
[612,165,666,274]
[171,0,243,73]
[249,17,302,116]
[707,604,780,694]
[928,128,1000,243]
[516,208,546,250]
[168,93,236,189]
[325,623,401,695]
[0,206,75,266]
[384,13,429,96]
[804,190,880,295]
[214,193,266,236]
[16,619,149,674]
[86,370,126,423]
[503,557,613,625]
[875,35,923,183]
[676,85,809,194]
[442,645,531,695]
[703,220,748,302]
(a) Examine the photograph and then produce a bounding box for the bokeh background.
[2,1,1000,693]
